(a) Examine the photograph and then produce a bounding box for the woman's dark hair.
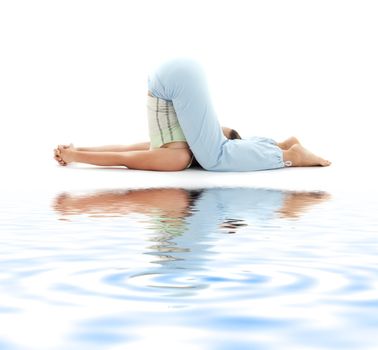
[189,129,241,168]
[229,129,242,140]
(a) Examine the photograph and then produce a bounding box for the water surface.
[1,187,377,350]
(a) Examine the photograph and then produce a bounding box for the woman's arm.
[56,147,192,171]
[75,142,150,152]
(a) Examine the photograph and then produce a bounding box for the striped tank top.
[146,94,187,149]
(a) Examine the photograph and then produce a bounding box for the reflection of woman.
[53,188,330,291]
[54,58,331,171]
[53,188,330,228]
[54,188,203,235]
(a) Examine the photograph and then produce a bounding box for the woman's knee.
[174,57,202,71]
[161,58,204,84]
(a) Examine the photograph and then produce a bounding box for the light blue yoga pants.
[147,57,285,172]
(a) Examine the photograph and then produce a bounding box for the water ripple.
[1,187,378,349]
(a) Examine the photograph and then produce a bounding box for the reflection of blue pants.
[147,57,284,171]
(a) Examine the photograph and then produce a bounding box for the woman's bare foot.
[284,144,331,167]
[277,136,300,150]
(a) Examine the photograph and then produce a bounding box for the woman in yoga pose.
[54,58,330,171]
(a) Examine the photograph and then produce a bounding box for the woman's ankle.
[283,145,300,167]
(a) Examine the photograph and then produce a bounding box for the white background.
[0,0,377,179]
[1,3,377,348]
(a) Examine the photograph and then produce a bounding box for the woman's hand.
[53,143,74,166]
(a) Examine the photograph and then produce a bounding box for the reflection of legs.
[278,191,331,218]
[148,58,285,172]
[53,188,190,217]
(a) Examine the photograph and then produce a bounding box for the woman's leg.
[147,58,285,172]
[148,58,330,171]
[148,58,226,170]
[56,146,192,171]
[276,136,300,150]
